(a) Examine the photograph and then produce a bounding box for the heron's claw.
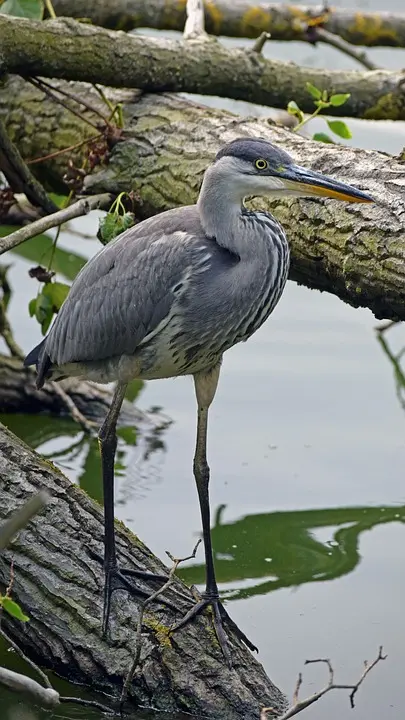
[88,550,176,636]
[170,594,258,668]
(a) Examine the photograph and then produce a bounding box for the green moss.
[364,92,404,121]
[144,615,172,649]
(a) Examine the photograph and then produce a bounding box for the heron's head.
[213,137,373,203]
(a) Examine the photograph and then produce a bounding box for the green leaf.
[312,132,335,144]
[0,0,43,19]
[305,82,322,100]
[98,212,135,245]
[327,119,352,139]
[322,90,328,102]
[117,426,137,446]
[329,93,351,107]
[43,281,70,311]
[287,101,304,123]
[1,596,29,622]
[28,297,37,317]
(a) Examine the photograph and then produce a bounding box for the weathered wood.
[1,15,405,120]
[0,423,286,717]
[1,77,404,321]
[52,0,405,49]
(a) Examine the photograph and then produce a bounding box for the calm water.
[1,0,405,717]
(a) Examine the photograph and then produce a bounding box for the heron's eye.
[255,158,268,170]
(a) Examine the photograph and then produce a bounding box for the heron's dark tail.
[23,339,53,389]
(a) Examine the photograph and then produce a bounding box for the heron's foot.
[170,592,258,668]
[89,550,174,636]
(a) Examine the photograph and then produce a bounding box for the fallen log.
[0,353,144,425]
[0,422,286,717]
[1,15,405,120]
[1,77,404,321]
[52,0,405,49]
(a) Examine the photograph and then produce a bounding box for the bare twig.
[0,193,112,256]
[315,28,378,71]
[375,320,399,333]
[252,32,271,54]
[0,117,58,215]
[0,492,50,551]
[33,77,111,128]
[50,381,98,433]
[0,628,52,689]
[120,539,202,707]
[183,0,207,39]
[59,695,114,715]
[27,78,100,132]
[261,647,386,719]
[27,133,103,165]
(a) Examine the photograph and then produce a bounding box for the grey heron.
[24,138,373,666]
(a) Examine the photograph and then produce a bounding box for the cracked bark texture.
[52,0,405,48]
[2,15,405,120]
[0,423,286,718]
[1,77,404,320]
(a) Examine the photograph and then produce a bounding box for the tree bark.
[51,0,405,49]
[2,16,405,120]
[1,76,404,321]
[0,422,286,717]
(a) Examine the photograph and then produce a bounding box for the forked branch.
[261,647,386,719]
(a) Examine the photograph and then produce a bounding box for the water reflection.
[376,327,405,412]
[178,503,405,601]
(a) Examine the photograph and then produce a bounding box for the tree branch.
[261,647,386,719]
[314,28,379,71]
[1,77,405,321]
[51,0,405,49]
[183,0,207,39]
[1,15,405,120]
[0,194,112,256]
[0,117,58,215]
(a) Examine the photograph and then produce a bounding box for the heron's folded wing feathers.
[45,229,192,367]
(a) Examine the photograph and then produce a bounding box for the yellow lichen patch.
[144,615,172,649]
[241,6,271,37]
[205,0,223,35]
[348,12,398,46]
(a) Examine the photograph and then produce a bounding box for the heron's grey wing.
[44,224,200,368]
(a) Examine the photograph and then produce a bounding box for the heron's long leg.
[171,364,257,666]
[92,382,169,636]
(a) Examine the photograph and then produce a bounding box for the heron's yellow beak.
[280,164,374,203]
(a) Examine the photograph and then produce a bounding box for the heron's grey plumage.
[32,141,294,388]
[24,136,374,664]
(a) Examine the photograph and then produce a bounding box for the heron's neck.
[197,166,250,257]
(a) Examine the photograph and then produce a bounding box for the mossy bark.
[1,77,404,321]
[0,422,286,717]
[52,0,405,49]
[1,15,405,120]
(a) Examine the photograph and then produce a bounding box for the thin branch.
[60,695,115,715]
[252,32,271,54]
[27,133,103,165]
[0,492,50,551]
[0,628,52,689]
[27,78,100,132]
[315,28,378,71]
[183,0,207,39]
[0,117,58,215]
[120,539,202,708]
[0,194,112,256]
[34,77,111,127]
[50,381,98,433]
[261,647,386,719]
